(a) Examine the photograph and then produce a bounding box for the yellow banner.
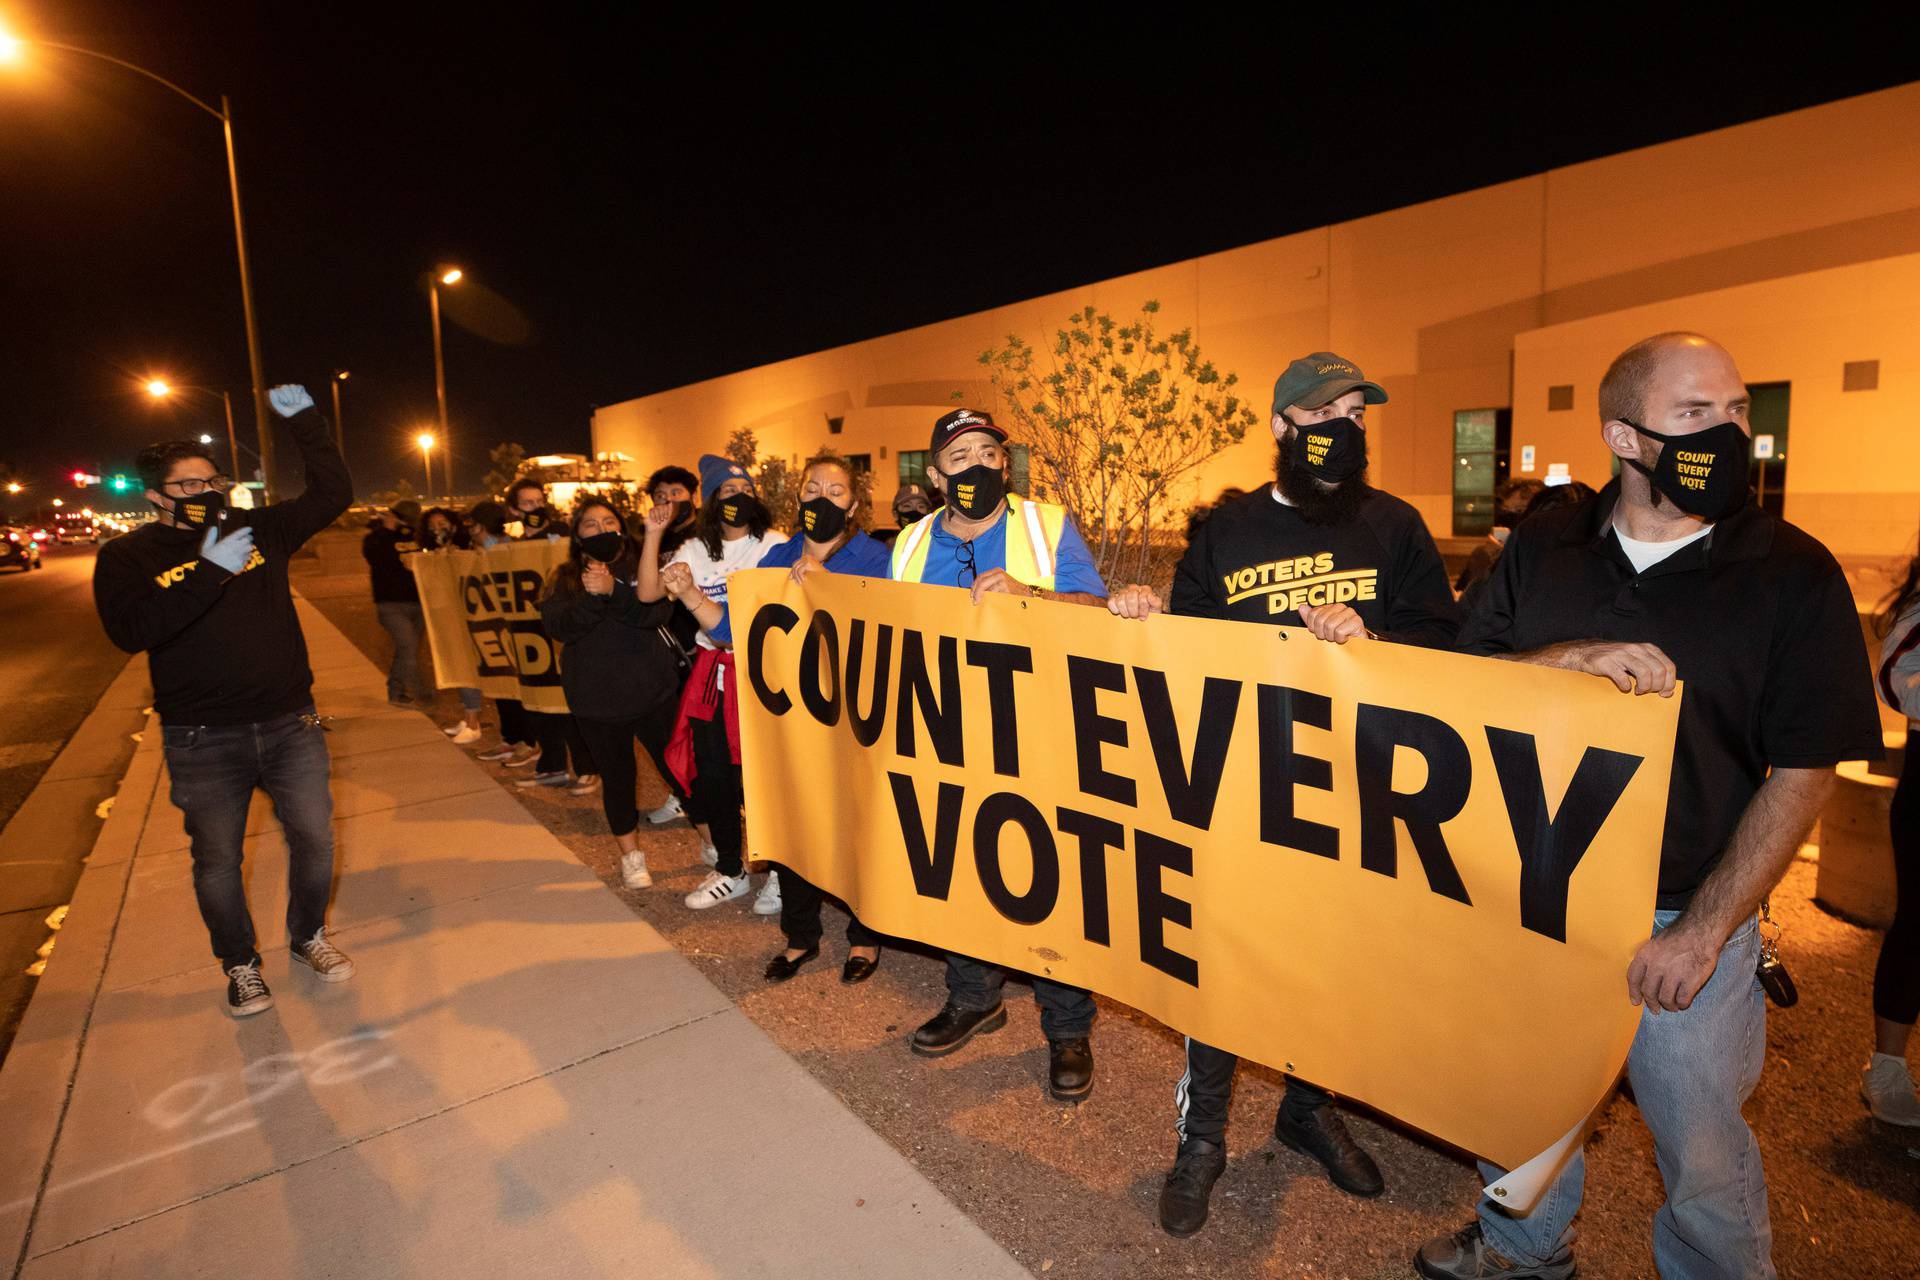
[732,569,1682,1174]
[410,542,571,714]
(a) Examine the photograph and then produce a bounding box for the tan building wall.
[593,83,1920,549]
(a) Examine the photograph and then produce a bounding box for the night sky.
[2,4,1911,501]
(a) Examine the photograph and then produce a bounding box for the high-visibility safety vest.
[889,493,1066,591]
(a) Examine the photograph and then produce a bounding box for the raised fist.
[268,384,315,417]
[661,560,696,601]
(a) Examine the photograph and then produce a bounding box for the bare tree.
[977,300,1255,586]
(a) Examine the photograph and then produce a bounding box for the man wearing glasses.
[883,407,1109,1099]
[94,384,355,1017]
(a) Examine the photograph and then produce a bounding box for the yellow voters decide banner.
[410,541,571,714]
[731,568,1682,1189]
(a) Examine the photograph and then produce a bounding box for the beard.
[1274,443,1371,526]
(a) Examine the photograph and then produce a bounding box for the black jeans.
[690,713,743,876]
[496,698,535,748]
[775,862,880,952]
[1876,748,1920,1024]
[944,953,1095,1041]
[575,701,681,838]
[1175,1038,1331,1145]
[162,707,336,969]
[374,601,427,700]
[532,711,594,776]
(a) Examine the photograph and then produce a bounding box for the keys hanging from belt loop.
[299,712,335,732]
[1756,897,1798,1008]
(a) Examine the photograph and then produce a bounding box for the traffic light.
[71,471,87,487]
[110,474,129,492]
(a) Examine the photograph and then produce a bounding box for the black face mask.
[800,497,849,543]
[939,464,1006,520]
[719,495,763,528]
[158,488,227,531]
[1284,416,1368,485]
[894,503,932,524]
[519,507,547,530]
[578,531,624,563]
[667,499,694,528]
[1622,419,1751,521]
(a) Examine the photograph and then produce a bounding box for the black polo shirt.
[1458,479,1882,909]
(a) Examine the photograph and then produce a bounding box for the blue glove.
[199,523,256,574]
[268,384,315,417]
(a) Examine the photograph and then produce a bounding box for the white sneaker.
[699,841,719,868]
[620,849,652,889]
[449,724,482,745]
[753,871,782,916]
[442,724,462,736]
[683,870,750,910]
[1862,1053,1920,1126]
[647,795,685,825]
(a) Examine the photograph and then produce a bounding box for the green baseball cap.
[1271,351,1389,415]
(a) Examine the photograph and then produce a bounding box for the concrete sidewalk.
[0,599,1027,1279]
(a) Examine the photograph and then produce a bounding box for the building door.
[1746,381,1789,519]
[1452,408,1512,536]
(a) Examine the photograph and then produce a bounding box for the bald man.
[1413,333,1882,1279]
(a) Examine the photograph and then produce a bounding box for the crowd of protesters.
[95,327,1920,1280]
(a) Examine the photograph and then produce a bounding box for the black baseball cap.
[1271,352,1389,415]
[929,407,1007,457]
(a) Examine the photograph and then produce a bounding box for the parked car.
[1,527,44,572]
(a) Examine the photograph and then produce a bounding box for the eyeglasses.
[162,474,234,496]
[956,537,977,586]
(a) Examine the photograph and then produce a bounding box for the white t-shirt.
[670,531,776,650]
[1612,519,1712,575]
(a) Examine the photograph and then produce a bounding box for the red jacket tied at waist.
[666,647,739,792]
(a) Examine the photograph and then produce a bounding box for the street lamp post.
[4,30,277,498]
[330,370,350,471]
[416,432,436,499]
[428,267,462,494]
[148,379,243,482]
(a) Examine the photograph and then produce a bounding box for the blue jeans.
[945,953,1096,1040]
[1477,911,1772,1279]
[163,708,337,969]
[375,601,426,700]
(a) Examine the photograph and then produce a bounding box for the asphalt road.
[0,540,140,1065]
[0,543,131,828]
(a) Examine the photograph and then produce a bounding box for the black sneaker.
[909,1001,1007,1056]
[1158,1137,1227,1238]
[1414,1223,1575,1279]
[1274,1104,1384,1197]
[225,959,274,1017]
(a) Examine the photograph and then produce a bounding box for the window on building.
[1451,408,1512,536]
[1010,444,1030,495]
[844,453,871,476]
[827,416,845,435]
[1747,381,1790,520]
[897,450,928,488]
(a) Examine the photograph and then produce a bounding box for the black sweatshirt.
[538,574,680,721]
[93,407,354,726]
[1169,484,1460,647]
[362,525,421,603]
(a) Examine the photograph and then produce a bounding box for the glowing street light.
[198,434,215,445]
[50,497,63,508]
[5,482,21,495]
[143,376,242,482]
[3,25,277,495]
[416,430,437,497]
[146,378,171,398]
[427,264,463,492]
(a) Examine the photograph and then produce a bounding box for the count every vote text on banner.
[410,541,571,714]
[731,569,1682,1196]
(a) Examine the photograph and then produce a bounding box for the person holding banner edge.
[1109,350,1461,1233]
[704,456,892,982]
[652,455,779,909]
[537,500,683,891]
[1412,333,1881,1280]
[799,407,1110,1100]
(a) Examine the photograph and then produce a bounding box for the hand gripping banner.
[731,570,1683,1204]
[409,541,571,714]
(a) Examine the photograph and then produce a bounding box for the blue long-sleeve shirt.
[709,529,891,645]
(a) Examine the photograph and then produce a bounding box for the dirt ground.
[295,532,1919,1279]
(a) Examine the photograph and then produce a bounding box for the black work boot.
[1274,1103,1384,1197]
[909,1001,1007,1056]
[1047,1036,1094,1101]
[1157,1137,1227,1238]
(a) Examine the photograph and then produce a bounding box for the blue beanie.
[698,454,752,502]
